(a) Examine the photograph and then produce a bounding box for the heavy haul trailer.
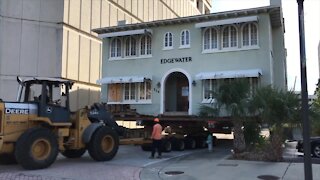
[139,116,212,152]
[0,77,122,170]
[115,111,233,152]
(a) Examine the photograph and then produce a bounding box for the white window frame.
[221,25,238,50]
[180,29,190,49]
[138,81,152,102]
[124,36,137,57]
[109,37,122,59]
[107,82,152,104]
[202,27,219,53]
[242,22,259,48]
[201,77,259,103]
[140,34,152,57]
[123,83,136,103]
[163,32,173,50]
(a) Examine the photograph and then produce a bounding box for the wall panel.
[67,32,79,80]
[81,0,91,33]
[20,21,39,76]
[69,0,81,28]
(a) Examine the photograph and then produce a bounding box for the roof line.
[93,5,281,34]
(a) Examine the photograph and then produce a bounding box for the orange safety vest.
[151,123,162,140]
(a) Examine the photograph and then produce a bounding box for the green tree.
[310,79,320,135]
[250,86,300,161]
[200,79,251,153]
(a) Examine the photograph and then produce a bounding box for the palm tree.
[310,79,320,136]
[200,79,251,153]
[250,86,300,161]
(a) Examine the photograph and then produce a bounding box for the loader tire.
[15,127,58,170]
[61,148,86,158]
[87,126,119,161]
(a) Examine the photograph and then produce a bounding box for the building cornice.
[93,6,282,35]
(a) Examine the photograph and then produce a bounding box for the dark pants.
[151,139,162,157]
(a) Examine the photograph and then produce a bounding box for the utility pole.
[297,0,313,179]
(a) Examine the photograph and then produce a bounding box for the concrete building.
[0,0,211,110]
[318,41,320,76]
[94,4,287,116]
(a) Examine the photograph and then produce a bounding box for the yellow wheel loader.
[0,77,122,170]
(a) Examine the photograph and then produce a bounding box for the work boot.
[149,156,154,159]
[156,155,162,159]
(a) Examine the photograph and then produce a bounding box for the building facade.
[0,0,211,110]
[318,41,320,77]
[94,5,287,116]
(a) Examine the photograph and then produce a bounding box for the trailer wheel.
[61,148,86,158]
[162,140,172,152]
[173,139,185,151]
[87,126,119,161]
[196,138,207,149]
[15,128,58,170]
[185,138,196,149]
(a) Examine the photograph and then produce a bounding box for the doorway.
[164,72,189,114]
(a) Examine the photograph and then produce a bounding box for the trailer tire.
[196,138,207,149]
[162,140,172,152]
[87,126,119,161]
[173,139,185,151]
[15,127,58,170]
[61,148,86,158]
[185,138,196,149]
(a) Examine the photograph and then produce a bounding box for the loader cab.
[17,77,74,123]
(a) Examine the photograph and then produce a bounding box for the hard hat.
[154,118,160,122]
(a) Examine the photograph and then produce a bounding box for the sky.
[211,0,320,94]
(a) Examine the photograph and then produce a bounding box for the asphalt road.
[0,144,212,180]
[0,139,319,180]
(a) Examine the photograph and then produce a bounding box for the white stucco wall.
[99,10,287,116]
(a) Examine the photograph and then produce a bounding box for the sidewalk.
[140,146,320,180]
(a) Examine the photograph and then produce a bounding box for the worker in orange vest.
[150,117,162,159]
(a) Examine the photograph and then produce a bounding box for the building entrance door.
[165,72,189,114]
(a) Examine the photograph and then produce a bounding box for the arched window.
[110,38,122,58]
[164,32,173,49]
[203,28,218,50]
[125,37,136,56]
[140,35,152,55]
[222,25,237,48]
[242,23,258,47]
[180,30,190,47]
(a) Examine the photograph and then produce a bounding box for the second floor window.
[243,23,258,47]
[140,35,152,56]
[164,32,173,49]
[203,28,218,50]
[181,30,190,47]
[125,37,137,56]
[222,26,237,48]
[110,38,122,58]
